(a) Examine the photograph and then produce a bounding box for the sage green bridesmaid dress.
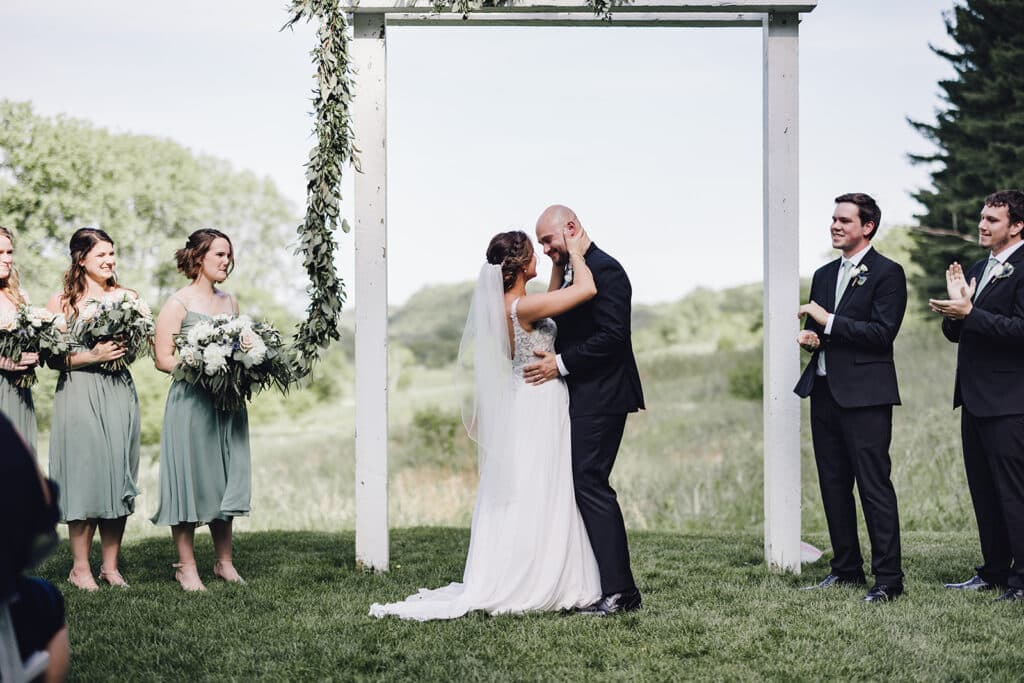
[151,310,251,526]
[48,339,141,523]
[0,372,36,451]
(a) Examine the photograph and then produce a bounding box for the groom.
[523,204,645,615]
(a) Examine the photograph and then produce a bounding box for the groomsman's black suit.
[942,245,1024,590]
[795,247,907,585]
[553,243,644,596]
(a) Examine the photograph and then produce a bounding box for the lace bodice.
[511,298,557,377]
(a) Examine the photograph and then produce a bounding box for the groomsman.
[929,190,1024,602]
[794,193,907,603]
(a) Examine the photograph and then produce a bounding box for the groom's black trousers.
[571,413,635,596]
[810,375,903,585]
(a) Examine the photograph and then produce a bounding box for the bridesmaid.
[152,229,250,592]
[0,226,40,449]
[47,228,141,591]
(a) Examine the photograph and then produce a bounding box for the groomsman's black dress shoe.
[993,588,1024,602]
[579,588,642,616]
[944,575,997,591]
[801,573,867,590]
[863,583,903,603]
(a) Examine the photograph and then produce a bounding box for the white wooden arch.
[351,0,817,573]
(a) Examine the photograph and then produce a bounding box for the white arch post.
[349,0,816,573]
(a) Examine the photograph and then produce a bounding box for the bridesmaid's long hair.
[175,229,235,280]
[61,228,118,316]
[0,226,26,307]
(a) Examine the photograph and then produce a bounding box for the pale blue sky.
[0,1,956,305]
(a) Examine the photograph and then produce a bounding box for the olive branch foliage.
[281,0,614,378]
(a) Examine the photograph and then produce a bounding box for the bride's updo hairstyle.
[486,230,533,292]
[175,228,235,280]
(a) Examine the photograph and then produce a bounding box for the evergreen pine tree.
[909,0,1024,301]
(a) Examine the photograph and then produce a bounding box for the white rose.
[180,345,202,368]
[79,301,99,321]
[133,298,152,318]
[29,307,55,324]
[186,320,216,347]
[240,336,267,368]
[203,343,231,375]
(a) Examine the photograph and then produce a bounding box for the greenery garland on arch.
[281,0,613,378]
[283,0,354,380]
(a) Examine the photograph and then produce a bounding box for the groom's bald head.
[536,204,582,266]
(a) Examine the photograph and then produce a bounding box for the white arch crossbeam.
[350,2,815,573]
[348,0,816,13]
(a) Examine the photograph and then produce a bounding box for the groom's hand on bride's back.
[524,350,559,385]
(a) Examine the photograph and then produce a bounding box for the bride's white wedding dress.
[369,284,601,621]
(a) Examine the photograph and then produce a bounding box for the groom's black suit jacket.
[942,245,1024,417]
[794,247,906,408]
[553,243,644,418]
[557,245,643,417]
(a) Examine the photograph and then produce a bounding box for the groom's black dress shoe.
[579,588,642,616]
[993,588,1024,602]
[863,583,903,603]
[800,573,866,590]
[944,575,997,591]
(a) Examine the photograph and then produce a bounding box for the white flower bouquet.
[0,305,69,388]
[171,314,292,412]
[72,293,155,372]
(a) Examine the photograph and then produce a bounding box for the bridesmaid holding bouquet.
[151,229,251,592]
[47,228,142,591]
[0,226,39,448]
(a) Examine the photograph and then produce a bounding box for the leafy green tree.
[0,100,303,315]
[908,0,1024,301]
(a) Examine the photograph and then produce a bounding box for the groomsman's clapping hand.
[929,262,976,320]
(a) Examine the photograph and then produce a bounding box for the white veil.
[458,263,517,503]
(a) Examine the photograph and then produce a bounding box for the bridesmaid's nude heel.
[98,568,130,588]
[173,562,206,592]
[213,560,246,585]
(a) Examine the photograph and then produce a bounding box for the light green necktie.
[974,256,1000,298]
[818,260,853,376]
[834,260,853,306]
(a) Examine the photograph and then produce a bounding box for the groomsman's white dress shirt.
[817,243,873,377]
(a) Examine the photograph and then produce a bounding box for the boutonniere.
[563,264,574,286]
[849,263,870,288]
[991,262,1015,282]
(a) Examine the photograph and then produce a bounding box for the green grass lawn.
[38,529,1024,682]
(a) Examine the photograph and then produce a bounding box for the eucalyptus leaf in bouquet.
[172,314,293,412]
[72,293,155,372]
[0,305,69,388]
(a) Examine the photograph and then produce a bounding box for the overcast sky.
[1,0,956,305]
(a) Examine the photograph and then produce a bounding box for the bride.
[370,228,601,620]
